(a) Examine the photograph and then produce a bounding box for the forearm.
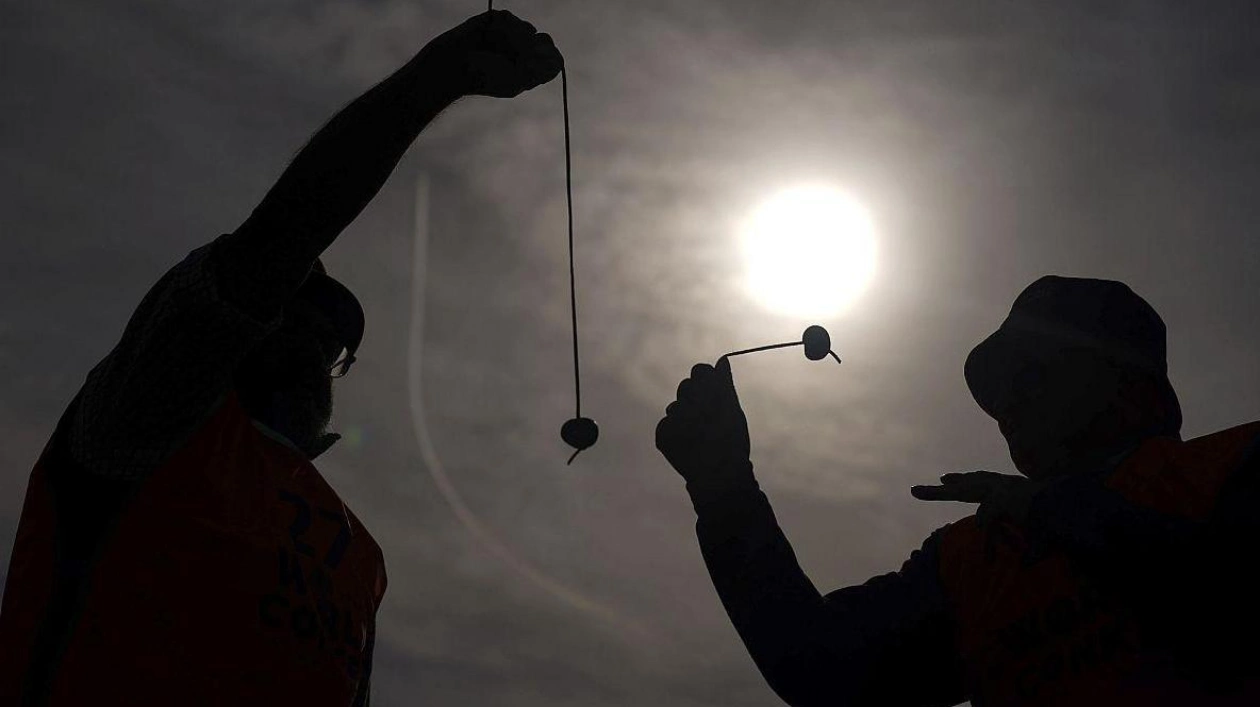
[693,475,848,706]
[691,465,962,706]
[658,354,964,704]
[692,468,828,653]
[217,47,463,319]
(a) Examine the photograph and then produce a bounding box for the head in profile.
[232,259,364,460]
[965,276,1182,480]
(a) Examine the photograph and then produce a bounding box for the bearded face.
[234,300,342,458]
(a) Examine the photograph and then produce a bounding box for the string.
[562,66,581,421]
[723,340,843,363]
[725,341,801,358]
[409,178,646,637]
[482,1,587,454]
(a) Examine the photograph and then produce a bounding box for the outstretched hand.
[912,470,1050,530]
[656,358,752,486]
[426,10,564,98]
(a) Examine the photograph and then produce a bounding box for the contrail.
[407,172,642,636]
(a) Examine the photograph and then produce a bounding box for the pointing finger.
[716,355,732,379]
[720,355,735,393]
[910,484,989,504]
[911,485,953,502]
[943,470,1006,484]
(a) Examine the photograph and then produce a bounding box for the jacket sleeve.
[692,462,967,707]
[67,236,289,482]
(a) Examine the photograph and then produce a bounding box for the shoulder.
[1200,421,1260,522]
[1185,421,1260,461]
[1189,421,1260,491]
[1106,424,1260,519]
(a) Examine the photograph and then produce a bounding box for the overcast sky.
[4,1,1259,704]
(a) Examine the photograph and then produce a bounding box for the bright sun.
[740,185,877,319]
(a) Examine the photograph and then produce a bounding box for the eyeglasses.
[329,349,356,378]
[289,303,356,378]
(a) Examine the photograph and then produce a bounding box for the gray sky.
[3,1,1259,704]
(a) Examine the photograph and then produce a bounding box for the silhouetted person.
[0,11,561,706]
[657,276,1260,706]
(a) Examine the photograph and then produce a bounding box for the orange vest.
[0,389,387,706]
[939,422,1260,706]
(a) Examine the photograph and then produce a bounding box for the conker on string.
[723,324,840,363]
[802,325,831,361]
[561,417,599,452]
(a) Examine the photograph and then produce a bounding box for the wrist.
[685,460,762,518]
[406,46,469,105]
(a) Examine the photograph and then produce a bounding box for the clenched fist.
[656,357,752,487]
[425,10,564,99]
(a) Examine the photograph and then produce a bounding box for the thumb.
[715,355,735,383]
[715,355,742,406]
[716,356,735,388]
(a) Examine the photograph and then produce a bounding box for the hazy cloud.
[4,1,1259,704]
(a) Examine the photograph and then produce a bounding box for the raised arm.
[657,360,967,706]
[67,11,562,481]
[216,10,563,321]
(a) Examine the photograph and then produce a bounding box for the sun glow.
[740,185,877,319]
